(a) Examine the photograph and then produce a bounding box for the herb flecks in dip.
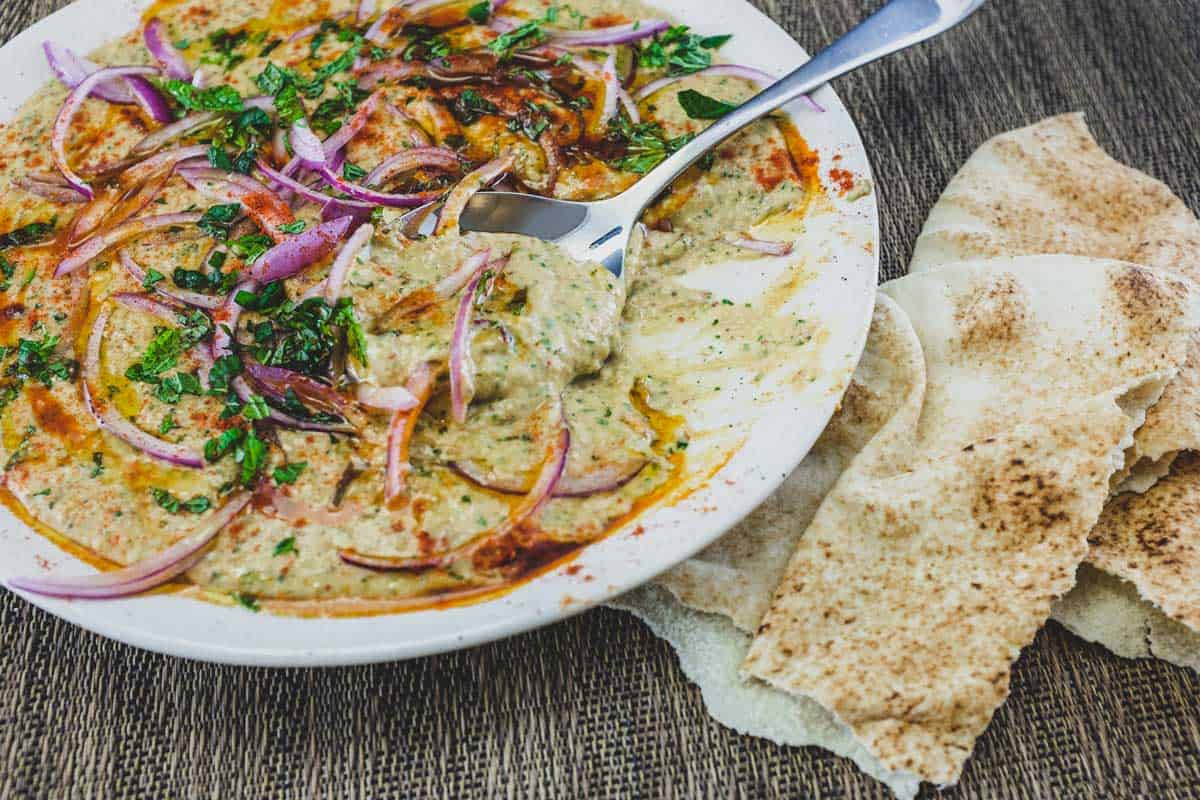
[0,0,822,610]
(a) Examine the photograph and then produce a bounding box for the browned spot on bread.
[952,273,1029,354]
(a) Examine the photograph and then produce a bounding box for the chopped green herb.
[143,268,166,290]
[197,203,242,241]
[163,80,244,113]
[677,89,735,120]
[277,220,306,234]
[0,219,56,250]
[204,426,245,462]
[273,461,307,485]
[235,430,268,487]
[273,536,297,556]
[241,394,270,421]
[159,412,180,434]
[151,487,212,514]
[89,451,104,478]
[234,593,260,612]
[4,425,35,471]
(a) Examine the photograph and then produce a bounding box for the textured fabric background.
[3,1,1200,798]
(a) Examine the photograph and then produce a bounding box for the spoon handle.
[621,0,986,210]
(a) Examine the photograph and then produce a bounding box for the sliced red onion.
[724,233,794,256]
[317,164,444,208]
[83,307,204,468]
[288,22,324,43]
[212,280,252,360]
[356,59,429,90]
[271,127,289,165]
[449,269,485,424]
[548,19,668,47]
[144,18,192,80]
[434,248,492,299]
[119,249,224,309]
[356,384,418,411]
[244,362,354,419]
[384,362,436,502]
[357,0,377,23]
[599,51,620,126]
[123,143,210,186]
[616,84,640,123]
[131,111,221,157]
[320,90,381,160]
[324,223,373,303]
[364,146,461,187]
[177,166,265,203]
[17,175,87,203]
[289,122,327,171]
[112,290,185,321]
[436,152,515,235]
[256,159,375,216]
[7,491,251,600]
[42,41,159,107]
[233,375,352,432]
[53,65,161,199]
[346,401,569,571]
[634,64,774,101]
[451,452,646,497]
[128,77,175,123]
[251,216,353,283]
[56,211,202,276]
[632,63,823,112]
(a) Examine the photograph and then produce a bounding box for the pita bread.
[908,112,1200,666]
[909,112,1200,487]
[656,295,925,631]
[612,586,923,800]
[742,256,1197,786]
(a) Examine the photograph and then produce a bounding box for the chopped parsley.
[451,89,500,125]
[0,219,56,250]
[163,80,244,113]
[234,593,260,612]
[277,220,306,235]
[197,203,241,241]
[150,487,212,514]
[677,89,736,120]
[639,25,731,75]
[273,536,297,556]
[486,6,560,58]
[229,233,274,263]
[89,452,104,478]
[272,461,307,485]
[608,117,694,174]
[142,268,166,290]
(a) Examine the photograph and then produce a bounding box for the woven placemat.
[3,1,1200,797]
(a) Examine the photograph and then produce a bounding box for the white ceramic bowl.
[0,0,878,665]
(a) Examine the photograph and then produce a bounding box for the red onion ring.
[289,122,327,171]
[255,159,375,216]
[724,233,794,256]
[144,18,192,80]
[346,399,570,571]
[384,362,436,503]
[599,51,620,126]
[83,306,205,468]
[177,168,296,241]
[56,211,203,277]
[549,19,669,47]
[112,290,185,320]
[317,165,445,208]
[318,90,381,161]
[324,222,373,303]
[53,65,161,199]
[244,361,357,420]
[7,491,252,600]
[131,111,222,158]
[251,216,353,283]
[43,41,135,104]
[434,248,492,300]
[436,152,515,235]
[17,175,87,203]
[633,64,824,113]
[355,59,430,90]
[449,268,485,423]
[357,0,377,23]
[450,453,647,498]
[363,146,461,187]
[118,249,224,310]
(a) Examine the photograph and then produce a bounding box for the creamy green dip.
[0,0,822,607]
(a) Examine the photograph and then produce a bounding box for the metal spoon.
[402,0,986,276]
